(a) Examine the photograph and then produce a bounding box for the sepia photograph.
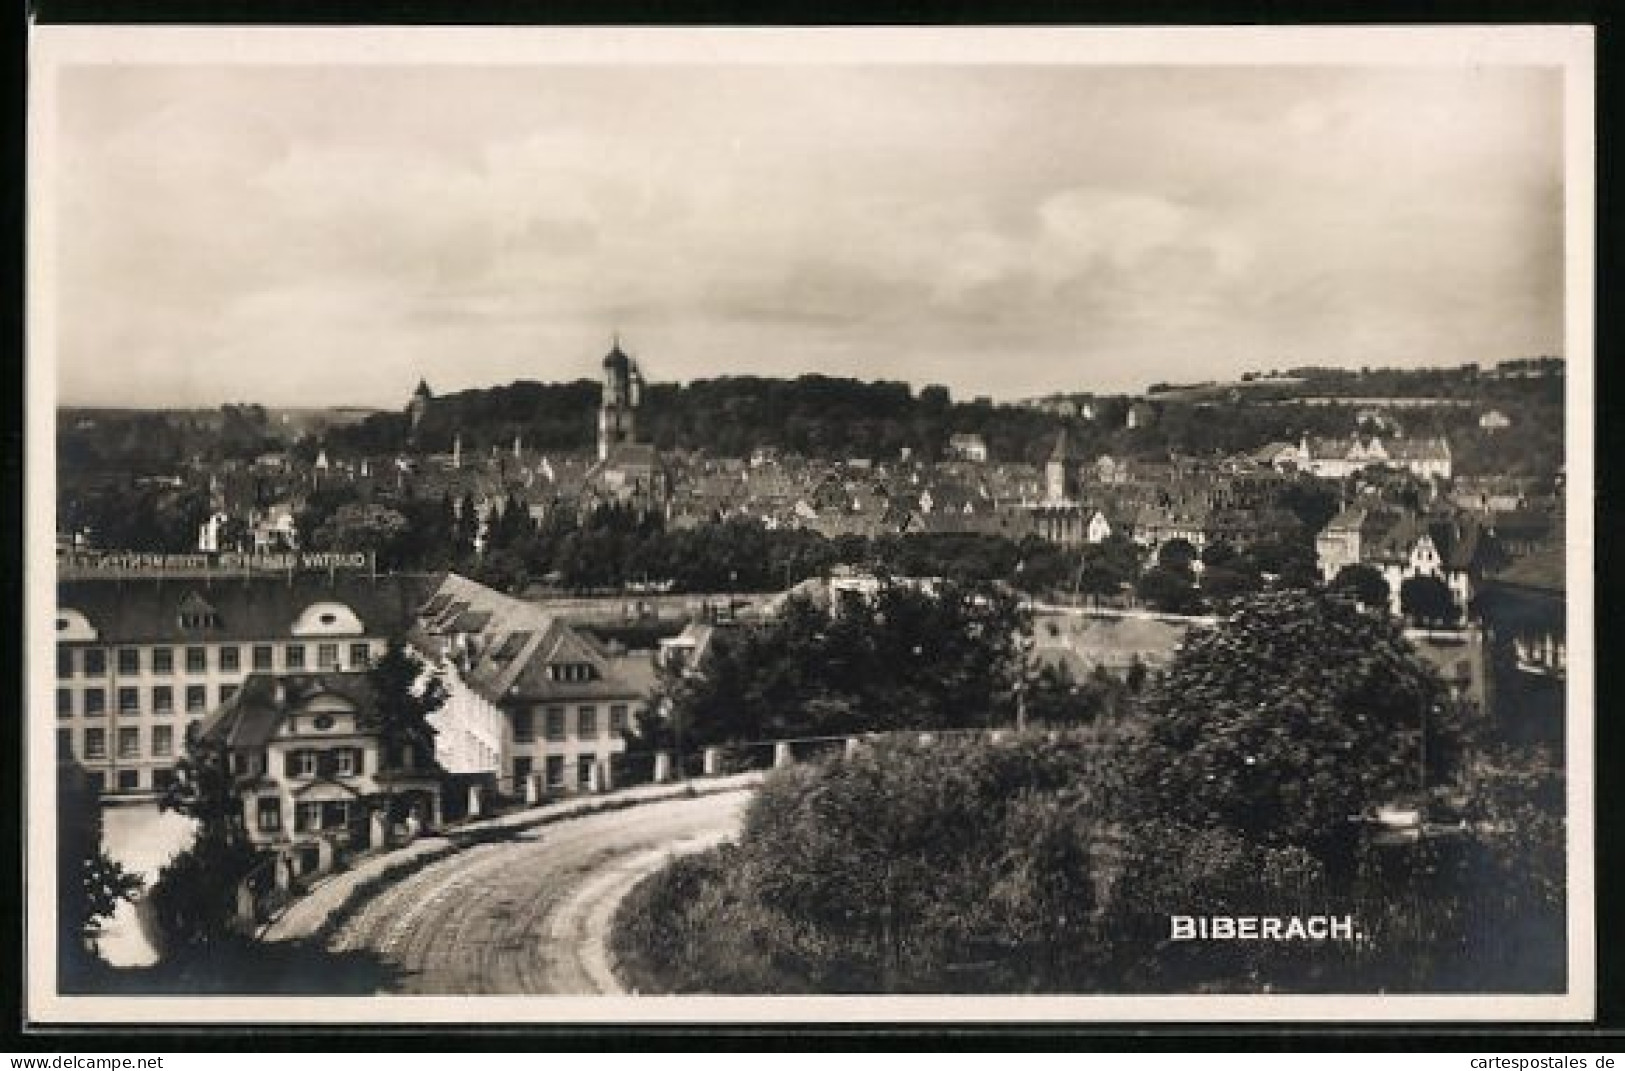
[26,25,1594,1025]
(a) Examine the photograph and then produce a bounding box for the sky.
[49,59,1566,408]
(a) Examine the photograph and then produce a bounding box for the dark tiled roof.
[1491,547,1566,594]
[409,573,656,705]
[203,671,375,749]
[57,573,438,645]
[449,610,493,633]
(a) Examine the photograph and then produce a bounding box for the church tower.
[598,335,644,461]
[408,379,433,433]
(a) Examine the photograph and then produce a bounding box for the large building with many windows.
[54,573,428,798]
[410,572,656,798]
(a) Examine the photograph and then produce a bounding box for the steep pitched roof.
[203,671,374,750]
[410,572,657,705]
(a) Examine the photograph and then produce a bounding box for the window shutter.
[353,747,365,776]
[284,751,297,778]
[317,750,335,778]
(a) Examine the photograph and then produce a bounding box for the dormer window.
[547,662,597,683]
[178,592,222,631]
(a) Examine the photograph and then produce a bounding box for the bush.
[147,832,263,959]
[614,737,1114,993]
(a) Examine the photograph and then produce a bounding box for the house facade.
[409,573,655,798]
[202,672,443,881]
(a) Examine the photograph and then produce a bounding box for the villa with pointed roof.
[1315,506,1491,615]
[201,671,443,873]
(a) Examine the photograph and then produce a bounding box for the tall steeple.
[408,378,433,432]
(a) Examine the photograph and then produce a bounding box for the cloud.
[50,62,1565,406]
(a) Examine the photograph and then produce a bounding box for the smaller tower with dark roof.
[1045,428,1089,504]
[408,379,434,432]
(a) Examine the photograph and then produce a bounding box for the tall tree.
[1333,563,1391,610]
[364,640,448,830]
[151,723,260,956]
[1123,590,1460,864]
[365,640,447,775]
[57,762,143,984]
[1400,574,1460,627]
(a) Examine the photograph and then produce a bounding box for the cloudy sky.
[50,59,1564,407]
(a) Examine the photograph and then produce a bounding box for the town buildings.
[1284,434,1453,481]
[1314,507,1489,614]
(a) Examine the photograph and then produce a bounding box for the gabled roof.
[596,443,665,472]
[1386,438,1452,461]
[1489,547,1565,594]
[409,572,658,704]
[203,671,374,750]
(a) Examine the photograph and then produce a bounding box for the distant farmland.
[59,405,382,442]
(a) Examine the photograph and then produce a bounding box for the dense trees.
[1333,564,1392,610]
[458,507,1148,601]
[650,580,1027,746]
[1400,575,1461,627]
[1122,591,1460,860]
[614,738,1112,993]
[59,479,211,553]
[1136,565,1203,615]
[618,586,1563,994]
[279,362,1560,472]
[309,503,411,563]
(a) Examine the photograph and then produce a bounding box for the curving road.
[325,788,751,994]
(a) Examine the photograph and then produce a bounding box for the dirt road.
[325,789,750,994]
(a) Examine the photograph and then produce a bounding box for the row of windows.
[251,797,360,836]
[58,724,177,761]
[283,747,365,779]
[511,703,632,744]
[513,753,600,790]
[58,642,374,679]
[58,683,239,718]
[81,767,175,795]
